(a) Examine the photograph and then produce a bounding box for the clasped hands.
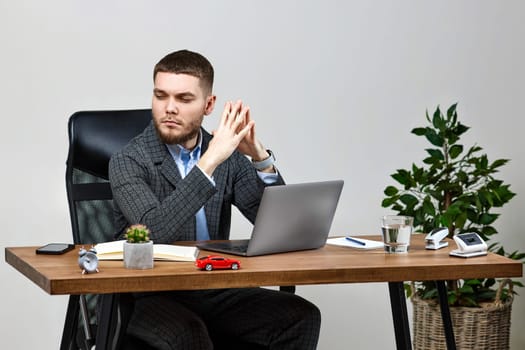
[198,100,271,176]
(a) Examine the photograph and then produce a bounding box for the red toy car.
[196,255,241,271]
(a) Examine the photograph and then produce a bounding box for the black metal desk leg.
[60,295,80,350]
[96,293,119,350]
[435,281,457,350]
[388,282,412,350]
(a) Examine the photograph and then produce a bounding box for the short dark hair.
[153,50,214,93]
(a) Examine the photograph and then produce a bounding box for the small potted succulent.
[123,224,154,269]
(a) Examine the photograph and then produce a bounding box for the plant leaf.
[449,144,463,159]
[480,213,499,225]
[454,122,470,136]
[425,129,444,147]
[411,127,427,136]
[422,198,435,216]
[490,158,509,170]
[464,279,482,286]
[432,106,446,131]
[391,170,410,186]
[446,103,458,119]
[381,197,397,208]
[399,194,418,207]
[426,148,444,160]
[384,186,398,196]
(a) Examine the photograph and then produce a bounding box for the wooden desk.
[6,235,522,350]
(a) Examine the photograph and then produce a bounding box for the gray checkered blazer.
[109,122,285,244]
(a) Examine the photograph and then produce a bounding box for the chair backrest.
[66,109,151,244]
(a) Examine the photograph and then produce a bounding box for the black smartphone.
[36,243,75,255]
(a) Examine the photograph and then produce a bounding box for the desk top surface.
[5,235,522,295]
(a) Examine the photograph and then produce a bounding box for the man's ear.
[204,95,216,115]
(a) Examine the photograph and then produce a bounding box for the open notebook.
[94,240,199,262]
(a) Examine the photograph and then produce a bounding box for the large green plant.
[382,103,523,306]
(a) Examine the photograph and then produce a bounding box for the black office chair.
[62,109,295,350]
[62,109,152,350]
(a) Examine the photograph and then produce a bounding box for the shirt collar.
[165,129,203,162]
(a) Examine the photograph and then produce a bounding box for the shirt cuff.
[257,169,279,184]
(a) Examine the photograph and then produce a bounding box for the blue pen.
[345,236,366,246]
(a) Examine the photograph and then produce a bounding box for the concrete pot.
[123,241,154,269]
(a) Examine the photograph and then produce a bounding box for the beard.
[154,116,202,145]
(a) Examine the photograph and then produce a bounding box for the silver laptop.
[197,180,344,256]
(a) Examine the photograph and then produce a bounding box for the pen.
[345,236,366,246]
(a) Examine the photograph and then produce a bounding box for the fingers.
[234,106,250,133]
[227,100,244,128]
[211,99,263,160]
[219,101,232,127]
[219,100,240,127]
[235,120,255,141]
[246,120,255,141]
[220,100,250,132]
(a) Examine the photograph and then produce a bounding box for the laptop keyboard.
[208,240,249,253]
[228,243,249,253]
[197,239,252,256]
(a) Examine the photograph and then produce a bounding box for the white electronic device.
[425,227,449,250]
[449,232,488,258]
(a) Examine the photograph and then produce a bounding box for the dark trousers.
[126,288,321,350]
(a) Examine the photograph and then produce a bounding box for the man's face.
[152,72,215,148]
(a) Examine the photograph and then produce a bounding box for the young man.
[109,50,321,349]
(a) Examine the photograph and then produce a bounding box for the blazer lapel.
[143,123,183,187]
[160,157,183,187]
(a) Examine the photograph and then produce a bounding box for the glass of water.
[381,215,414,253]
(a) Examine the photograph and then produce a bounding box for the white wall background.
[1,0,524,349]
